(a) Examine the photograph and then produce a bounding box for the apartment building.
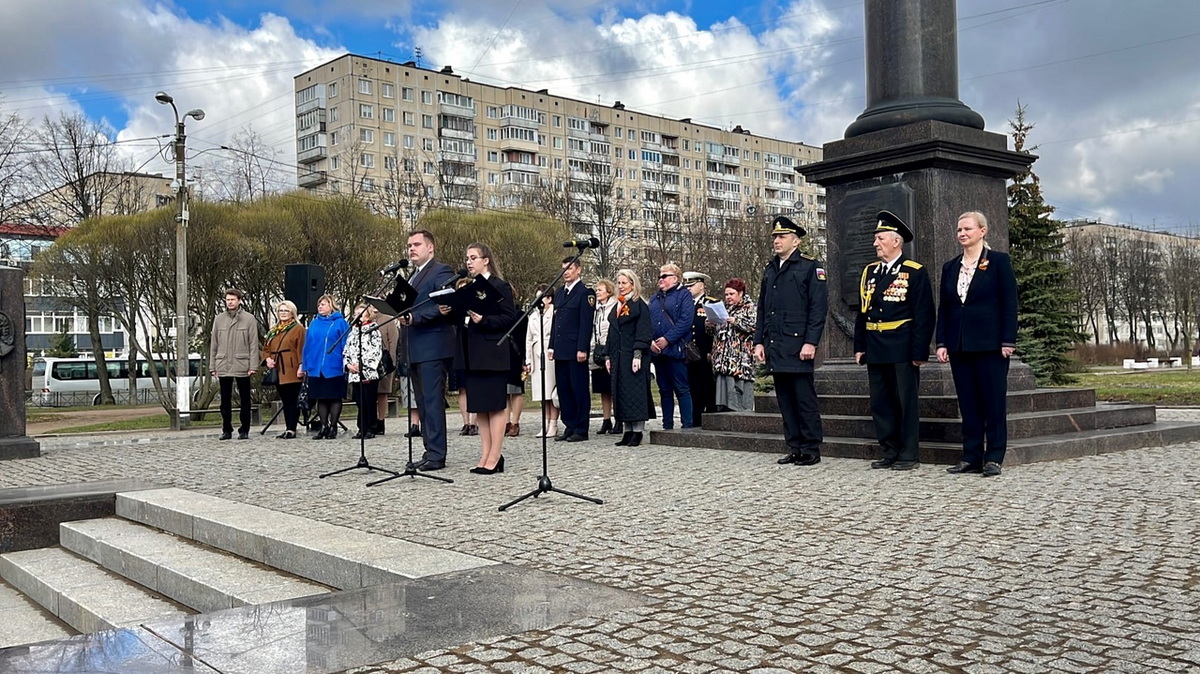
[293,54,826,254]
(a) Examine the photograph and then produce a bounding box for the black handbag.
[262,365,280,387]
[659,296,702,362]
[592,344,608,368]
[380,348,396,377]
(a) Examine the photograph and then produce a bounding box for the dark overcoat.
[753,250,828,373]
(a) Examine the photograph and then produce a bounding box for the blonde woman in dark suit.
[936,211,1019,477]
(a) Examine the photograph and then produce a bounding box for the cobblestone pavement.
[10,410,1200,673]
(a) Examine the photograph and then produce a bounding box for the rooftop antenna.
[414,46,423,68]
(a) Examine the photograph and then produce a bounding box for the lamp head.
[154,91,174,105]
[185,109,205,121]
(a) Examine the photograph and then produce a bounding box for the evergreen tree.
[46,325,78,358]
[1007,103,1082,385]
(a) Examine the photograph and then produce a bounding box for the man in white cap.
[682,271,717,427]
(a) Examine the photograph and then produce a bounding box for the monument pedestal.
[1,265,41,461]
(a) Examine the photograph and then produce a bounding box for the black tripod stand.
[320,295,399,481]
[498,249,602,511]
[367,289,454,487]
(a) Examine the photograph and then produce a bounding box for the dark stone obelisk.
[800,0,1035,394]
[0,265,40,459]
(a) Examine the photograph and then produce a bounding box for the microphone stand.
[498,246,603,511]
[320,276,400,481]
[367,286,454,487]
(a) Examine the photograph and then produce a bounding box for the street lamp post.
[155,91,204,430]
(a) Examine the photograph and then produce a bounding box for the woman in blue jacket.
[299,294,349,439]
[935,212,1019,477]
[648,263,695,430]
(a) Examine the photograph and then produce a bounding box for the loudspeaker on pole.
[284,264,325,315]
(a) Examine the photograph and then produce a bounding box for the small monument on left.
[0,264,40,460]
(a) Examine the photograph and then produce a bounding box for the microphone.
[378,259,409,275]
[438,269,468,289]
[563,237,601,249]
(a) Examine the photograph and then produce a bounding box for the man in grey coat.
[210,287,260,440]
[753,216,829,466]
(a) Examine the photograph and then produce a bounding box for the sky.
[2,0,1198,232]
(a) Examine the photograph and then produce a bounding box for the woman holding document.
[710,278,758,412]
[438,243,518,475]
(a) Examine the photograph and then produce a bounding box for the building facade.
[293,55,825,258]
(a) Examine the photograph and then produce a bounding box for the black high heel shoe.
[615,431,633,446]
[598,419,614,435]
[495,455,505,473]
[628,431,644,447]
[312,426,328,440]
[472,456,506,475]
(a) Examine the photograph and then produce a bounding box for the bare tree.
[24,112,131,225]
[0,106,29,223]
[201,126,288,204]
[378,147,434,225]
[1063,228,1107,343]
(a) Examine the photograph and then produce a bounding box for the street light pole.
[156,91,204,430]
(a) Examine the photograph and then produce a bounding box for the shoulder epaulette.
[800,252,816,261]
[902,260,923,270]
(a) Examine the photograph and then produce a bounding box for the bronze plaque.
[837,183,914,308]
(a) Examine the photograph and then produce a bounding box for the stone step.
[0,546,188,633]
[0,579,75,648]
[116,488,498,590]
[704,403,1157,442]
[756,388,1099,417]
[60,518,332,614]
[650,421,1200,466]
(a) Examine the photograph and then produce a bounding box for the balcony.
[296,96,325,115]
[500,137,539,153]
[438,149,475,164]
[298,170,327,188]
[501,162,539,173]
[501,115,539,130]
[440,127,475,141]
[297,144,327,164]
[440,101,476,118]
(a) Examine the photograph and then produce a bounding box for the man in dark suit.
[854,211,936,471]
[549,256,595,442]
[398,229,457,470]
[753,215,828,467]
[683,271,718,425]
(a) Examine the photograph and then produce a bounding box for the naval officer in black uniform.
[549,256,596,442]
[853,211,936,471]
[753,215,828,466]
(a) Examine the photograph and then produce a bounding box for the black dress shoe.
[566,433,588,442]
[891,461,919,471]
[870,458,897,469]
[627,432,644,447]
[404,425,422,438]
[554,432,571,441]
[312,427,327,440]
[777,453,800,465]
[237,432,249,440]
[795,454,820,466]
[982,462,1003,477]
[947,461,982,474]
[417,460,446,471]
[219,432,232,441]
[326,429,337,440]
[615,432,633,446]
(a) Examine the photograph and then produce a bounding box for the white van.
[31,355,203,407]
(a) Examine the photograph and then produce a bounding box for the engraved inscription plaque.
[837,184,914,308]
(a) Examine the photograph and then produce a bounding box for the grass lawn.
[53,414,223,434]
[1063,369,1200,405]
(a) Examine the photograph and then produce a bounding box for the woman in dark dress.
[935,211,1019,478]
[607,269,654,447]
[439,243,518,474]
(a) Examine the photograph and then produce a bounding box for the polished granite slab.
[0,563,651,673]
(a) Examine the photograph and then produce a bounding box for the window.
[330,131,339,146]
[488,172,498,185]
[360,129,374,143]
[402,87,413,101]
[359,104,374,119]
[553,115,561,127]
[361,153,374,168]
[503,127,538,143]
[629,149,636,160]
[422,138,434,151]
[383,108,395,122]
[328,82,338,97]
[403,135,414,149]
[615,127,622,139]
[296,85,318,105]
[488,151,499,162]
[422,114,433,129]
[361,177,375,192]
[381,83,394,98]
[487,106,499,118]
[553,136,563,149]
[384,156,397,170]
[423,161,435,175]
[422,91,433,104]
[384,132,395,147]
[402,111,414,126]
[330,156,340,170]
[641,131,658,143]
[487,128,498,140]
[359,79,372,95]
[328,106,338,122]
[568,117,588,131]
[439,92,473,108]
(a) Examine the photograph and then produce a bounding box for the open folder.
[366,276,417,316]
[429,276,507,315]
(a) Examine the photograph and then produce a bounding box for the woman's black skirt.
[466,371,507,413]
[307,375,347,400]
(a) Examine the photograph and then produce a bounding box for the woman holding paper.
[440,243,518,475]
[710,278,758,412]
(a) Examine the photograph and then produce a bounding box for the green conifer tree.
[1007,103,1082,385]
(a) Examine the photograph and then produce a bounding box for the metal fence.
[28,390,170,408]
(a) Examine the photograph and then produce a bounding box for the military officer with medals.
[753,215,829,466]
[854,210,936,471]
[683,271,718,427]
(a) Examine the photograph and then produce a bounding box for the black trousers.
[949,351,1010,465]
[554,358,592,436]
[219,376,253,435]
[413,358,450,463]
[772,372,822,455]
[276,382,301,432]
[687,359,715,426]
[867,362,921,462]
[352,380,379,433]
